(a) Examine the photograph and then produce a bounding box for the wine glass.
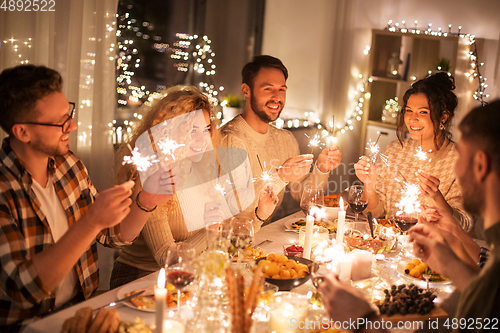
[165,243,196,315]
[394,213,419,256]
[300,184,324,218]
[348,185,368,222]
[228,217,254,263]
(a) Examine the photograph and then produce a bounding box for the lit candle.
[303,215,314,260]
[155,268,167,333]
[336,197,346,246]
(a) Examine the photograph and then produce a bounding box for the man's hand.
[256,184,278,220]
[318,274,374,323]
[354,156,377,185]
[86,180,135,231]
[317,146,342,173]
[277,154,313,183]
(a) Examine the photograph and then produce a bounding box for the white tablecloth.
[23,211,306,333]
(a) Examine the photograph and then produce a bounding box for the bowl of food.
[283,244,304,257]
[255,254,313,291]
[343,221,397,254]
[323,207,340,221]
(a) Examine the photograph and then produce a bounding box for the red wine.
[167,271,195,289]
[349,201,368,214]
[395,216,418,232]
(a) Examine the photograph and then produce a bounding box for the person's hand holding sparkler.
[277,154,313,183]
[142,164,179,196]
[354,156,377,185]
[256,184,278,221]
[316,145,342,173]
[416,169,454,217]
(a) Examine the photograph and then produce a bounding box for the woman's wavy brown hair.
[115,85,220,210]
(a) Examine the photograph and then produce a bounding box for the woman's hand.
[416,170,442,201]
[142,165,179,196]
[354,156,377,184]
[256,185,278,220]
[203,202,225,227]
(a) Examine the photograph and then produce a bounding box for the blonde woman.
[110,86,276,288]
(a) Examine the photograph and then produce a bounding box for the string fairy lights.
[384,20,489,106]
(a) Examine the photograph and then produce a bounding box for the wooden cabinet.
[359,29,481,155]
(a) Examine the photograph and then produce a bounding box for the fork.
[93,290,144,312]
[255,239,273,247]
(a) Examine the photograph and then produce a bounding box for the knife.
[367,212,375,238]
[94,290,145,311]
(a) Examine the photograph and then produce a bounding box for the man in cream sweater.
[221,55,342,228]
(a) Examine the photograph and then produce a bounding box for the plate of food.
[116,280,192,312]
[284,217,336,234]
[231,246,266,262]
[397,259,451,285]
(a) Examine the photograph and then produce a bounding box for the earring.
[439,123,445,130]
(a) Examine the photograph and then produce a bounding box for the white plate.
[117,280,191,313]
[117,280,156,312]
[396,262,451,287]
[284,217,305,232]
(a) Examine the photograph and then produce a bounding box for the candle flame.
[157,268,165,289]
[339,197,344,211]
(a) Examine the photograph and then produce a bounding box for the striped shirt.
[0,138,130,328]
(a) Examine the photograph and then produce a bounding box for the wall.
[262,0,500,190]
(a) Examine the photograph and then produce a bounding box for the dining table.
[23,210,481,333]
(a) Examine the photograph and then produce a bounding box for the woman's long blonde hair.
[115,85,220,210]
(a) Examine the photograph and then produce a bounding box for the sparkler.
[414,135,431,162]
[123,143,156,172]
[156,138,185,161]
[395,183,421,216]
[305,132,325,154]
[257,155,272,183]
[366,131,382,164]
[214,183,226,196]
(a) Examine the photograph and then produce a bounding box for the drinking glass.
[300,184,324,218]
[348,185,369,222]
[165,243,196,315]
[228,217,254,263]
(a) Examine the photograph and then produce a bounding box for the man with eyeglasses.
[0,65,176,331]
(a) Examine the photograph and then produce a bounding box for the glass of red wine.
[300,184,324,218]
[348,185,369,222]
[165,243,196,315]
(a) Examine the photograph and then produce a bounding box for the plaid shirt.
[0,139,131,328]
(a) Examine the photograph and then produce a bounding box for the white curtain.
[0,0,118,191]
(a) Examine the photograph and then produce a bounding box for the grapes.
[377,284,437,317]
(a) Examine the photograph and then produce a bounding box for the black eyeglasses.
[21,102,76,133]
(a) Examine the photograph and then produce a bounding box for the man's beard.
[250,91,283,123]
[30,134,68,157]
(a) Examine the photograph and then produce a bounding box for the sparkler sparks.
[214,183,226,196]
[123,144,156,172]
[156,138,185,161]
[365,132,383,163]
[305,132,326,154]
[414,146,431,161]
[257,154,273,183]
[395,183,421,216]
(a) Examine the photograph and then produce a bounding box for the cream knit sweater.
[221,115,329,228]
[369,138,472,231]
